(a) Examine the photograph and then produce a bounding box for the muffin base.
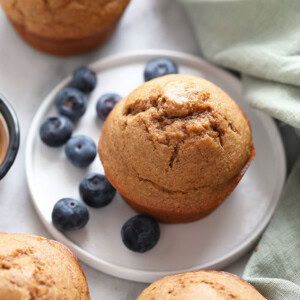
[10,19,119,56]
[121,146,255,223]
[99,119,255,224]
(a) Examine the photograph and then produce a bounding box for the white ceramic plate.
[26,50,286,283]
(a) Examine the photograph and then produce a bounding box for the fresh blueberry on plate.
[65,135,97,168]
[40,115,73,147]
[79,173,116,208]
[121,215,160,253]
[96,93,122,120]
[52,198,89,231]
[70,66,97,93]
[55,87,88,121]
[144,58,178,81]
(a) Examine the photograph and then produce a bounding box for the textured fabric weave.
[243,158,300,299]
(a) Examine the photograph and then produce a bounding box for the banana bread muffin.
[0,233,90,299]
[138,271,265,300]
[0,0,130,56]
[99,74,255,223]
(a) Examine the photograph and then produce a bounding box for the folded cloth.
[243,157,300,299]
[180,0,300,129]
[179,0,300,298]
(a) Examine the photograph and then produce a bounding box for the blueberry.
[52,198,89,231]
[40,116,73,147]
[65,135,97,168]
[96,93,121,120]
[121,215,160,253]
[144,58,178,81]
[70,66,97,93]
[55,87,88,121]
[79,173,116,208]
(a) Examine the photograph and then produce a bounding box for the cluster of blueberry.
[39,58,178,253]
[40,67,121,168]
[52,173,116,230]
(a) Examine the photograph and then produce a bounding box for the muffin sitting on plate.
[138,271,265,300]
[0,0,130,56]
[0,233,90,299]
[98,74,255,223]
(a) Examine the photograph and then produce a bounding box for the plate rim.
[25,49,286,283]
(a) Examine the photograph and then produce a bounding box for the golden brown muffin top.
[0,233,90,300]
[0,0,130,39]
[138,271,266,300]
[99,74,254,214]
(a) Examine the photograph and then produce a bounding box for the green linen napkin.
[178,0,300,298]
[180,0,300,129]
[243,158,300,299]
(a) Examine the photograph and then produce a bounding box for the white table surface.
[0,0,281,298]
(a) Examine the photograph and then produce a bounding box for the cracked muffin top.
[99,74,254,223]
[0,0,130,39]
[0,233,90,300]
[137,271,266,299]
